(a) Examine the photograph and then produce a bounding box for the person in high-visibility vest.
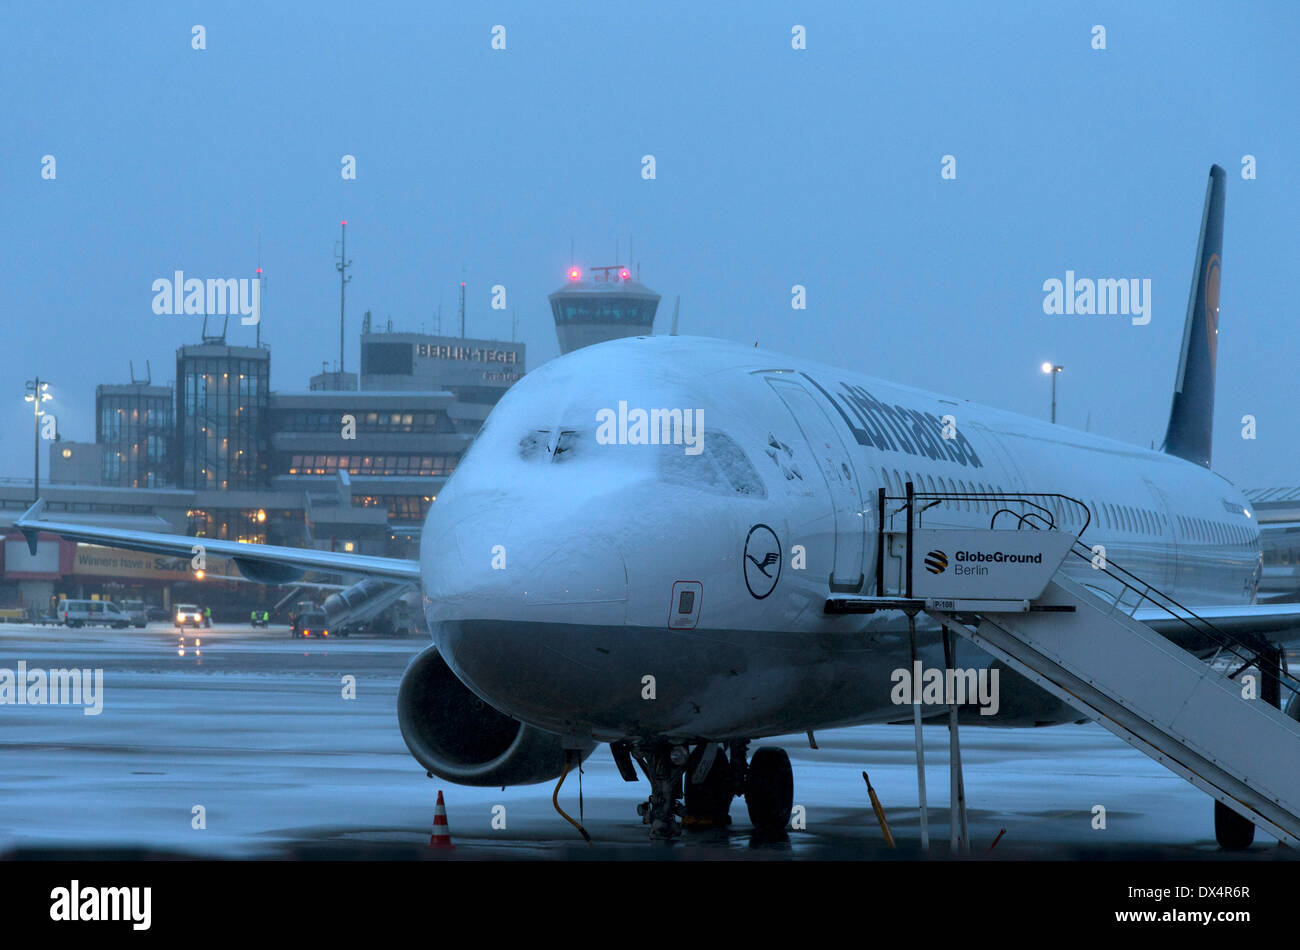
[203,606,212,628]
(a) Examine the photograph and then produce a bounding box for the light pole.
[24,378,53,503]
[1041,363,1062,424]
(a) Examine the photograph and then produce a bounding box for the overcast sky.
[3,1,1297,487]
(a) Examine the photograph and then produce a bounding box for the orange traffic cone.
[427,790,455,849]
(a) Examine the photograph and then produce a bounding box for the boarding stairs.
[827,486,1300,846]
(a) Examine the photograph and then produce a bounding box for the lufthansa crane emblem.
[743,524,782,599]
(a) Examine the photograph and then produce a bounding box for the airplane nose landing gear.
[633,742,689,839]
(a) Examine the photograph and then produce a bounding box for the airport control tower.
[547,264,661,355]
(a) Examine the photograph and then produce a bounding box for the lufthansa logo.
[924,550,948,574]
[743,524,781,599]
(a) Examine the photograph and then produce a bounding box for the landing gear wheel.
[744,747,793,834]
[1214,800,1255,850]
[684,744,734,829]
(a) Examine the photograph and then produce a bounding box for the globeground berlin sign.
[910,529,1076,600]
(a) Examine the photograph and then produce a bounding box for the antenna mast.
[459,277,466,339]
[336,220,352,374]
[256,234,265,348]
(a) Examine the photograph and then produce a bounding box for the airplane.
[18,164,1300,848]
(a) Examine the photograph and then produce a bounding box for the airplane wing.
[15,500,421,585]
[1134,602,1300,655]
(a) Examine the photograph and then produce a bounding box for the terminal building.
[96,380,173,488]
[0,322,525,618]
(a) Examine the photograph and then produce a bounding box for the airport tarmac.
[0,622,1294,860]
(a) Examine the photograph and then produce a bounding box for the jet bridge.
[827,484,1300,849]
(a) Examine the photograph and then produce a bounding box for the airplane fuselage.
[420,336,1261,743]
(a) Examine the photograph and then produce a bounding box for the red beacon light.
[568,267,581,280]
[619,269,630,280]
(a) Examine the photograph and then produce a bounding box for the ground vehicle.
[119,599,149,629]
[61,600,130,629]
[250,609,270,628]
[292,609,336,638]
[174,604,204,628]
[146,606,170,622]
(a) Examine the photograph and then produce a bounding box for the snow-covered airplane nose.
[420,489,629,627]
[417,485,631,730]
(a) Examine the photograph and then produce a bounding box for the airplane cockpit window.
[519,429,550,460]
[658,431,766,498]
[706,431,765,496]
[552,430,581,460]
[518,428,582,462]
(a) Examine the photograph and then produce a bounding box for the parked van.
[61,600,130,629]
[119,599,149,629]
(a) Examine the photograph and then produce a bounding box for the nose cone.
[419,486,630,732]
[421,492,628,630]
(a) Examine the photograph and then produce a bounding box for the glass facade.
[285,454,457,477]
[176,346,270,490]
[96,385,173,487]
[275,409,455,434]
[355,494,436,522]
[549,296,659,327]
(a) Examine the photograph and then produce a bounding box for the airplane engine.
[397,644,594,786]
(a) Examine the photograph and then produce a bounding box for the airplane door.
[1144,477,1179,592]
[766,377,866,592]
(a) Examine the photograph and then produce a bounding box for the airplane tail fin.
[1162,164,1225,468]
